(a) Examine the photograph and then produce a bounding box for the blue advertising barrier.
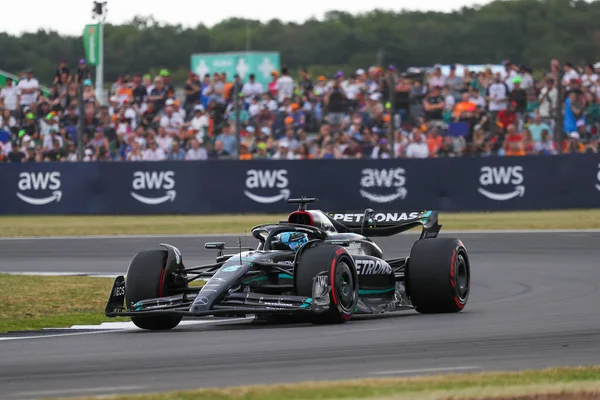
[1,154,599,215]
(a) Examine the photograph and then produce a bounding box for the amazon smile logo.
[477,166,525,201]
[244,169,290,204]
[596,163,600,192]
[131,171,176,205]
[17,172,62,205]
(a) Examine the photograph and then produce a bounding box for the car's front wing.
[105,276,323,319]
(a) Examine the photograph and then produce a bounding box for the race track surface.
[1,231,600,399]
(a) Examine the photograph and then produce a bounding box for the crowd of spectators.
[1,57,599,162]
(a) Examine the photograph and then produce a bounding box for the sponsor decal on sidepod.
[477,166,525,201]
[354,258,392,275]
[17,172,62,205]
[244,169,290,204]
[130,171,176,205]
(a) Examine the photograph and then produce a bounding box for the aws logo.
[596,163,600,192]
[17,172,62,205]
[130,171,176,205]
[244,169,290,204]
[477,166,525,201]
[359,168,407,203]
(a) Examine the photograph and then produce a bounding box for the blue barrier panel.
[0,162,99,214]
[1,154,599,215]
[95,162,207,214]
[439,156,561,211]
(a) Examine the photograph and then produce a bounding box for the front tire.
[407,238,470,314]
[295,243,358,324]
[126,250,183,330]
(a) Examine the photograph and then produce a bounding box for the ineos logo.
[359,168,407,203]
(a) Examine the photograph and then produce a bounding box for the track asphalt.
[1,231,599,399]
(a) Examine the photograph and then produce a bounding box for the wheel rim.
[455,252,469,302]
[335,261,355,312]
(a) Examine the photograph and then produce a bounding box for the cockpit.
[270,231,309,252]
[251,224,326,252]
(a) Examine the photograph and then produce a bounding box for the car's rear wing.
[325,210,441,239]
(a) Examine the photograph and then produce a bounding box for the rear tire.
[295,243,358,324]
[407,238,470,314]
[126,250,183,330]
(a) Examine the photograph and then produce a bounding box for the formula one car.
[105,197,471,330]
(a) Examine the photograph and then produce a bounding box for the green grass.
[61,366,600,400]
[1,209,599,237]
[0,274,208,332]
[0,275,125,332]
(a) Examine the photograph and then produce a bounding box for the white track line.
[0,318,245,341]
[64,321,138,330]
[64,319,243,330]
[13,385,145,397]
[2,272,120,278]
[370,366,480,375]
[0,329,123,341]
[1,229,599,241]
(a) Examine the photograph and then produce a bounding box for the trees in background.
[2,0,600,85]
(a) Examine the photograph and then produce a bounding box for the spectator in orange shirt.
[453,92,477,120]
[115,75,133,105]
[239,143,252,160]
[426,127,442,155]
[223,73,233,100]
[564,132,584,153]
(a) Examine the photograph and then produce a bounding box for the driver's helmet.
[277,231,308,252]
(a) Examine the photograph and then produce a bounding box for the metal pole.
[377,48,384,67]
[95,20,104,105]
[246,22,251,52]
[77,84,85,161]
[234,83,241,157]
[388,73,395,157]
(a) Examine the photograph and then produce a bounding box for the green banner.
[190,52,280,87]
[0,69,50,97]
[83,24,100,66]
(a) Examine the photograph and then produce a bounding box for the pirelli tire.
[407,238,470,314]
[125,250,184,330]
[295,242,359,324]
